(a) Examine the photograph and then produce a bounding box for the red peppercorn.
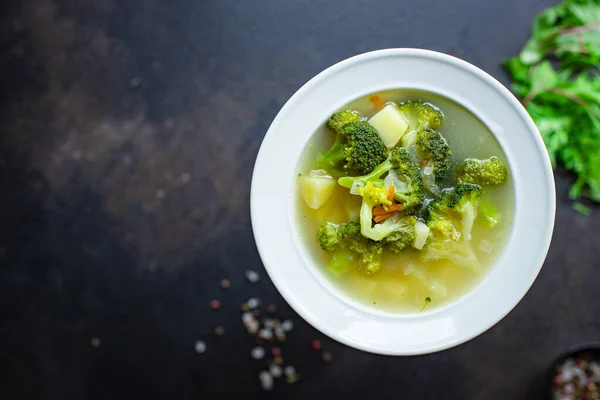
[312,340,322,351]
[272,347,281,357]
[209,299,221,310]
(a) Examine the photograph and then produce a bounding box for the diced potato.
[368,104,409,148]
[299,175,336,209]
[380,281,408,299]
[412,221,430,250]
[406,264,448,298]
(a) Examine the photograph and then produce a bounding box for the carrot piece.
[372,203,404,217]
[372,95,384,109]
[387,185,395,202]
[372,206,388,216]
[374,213,395,223]
[419,160,430,167]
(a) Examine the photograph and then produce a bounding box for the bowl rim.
[250,48,556,355]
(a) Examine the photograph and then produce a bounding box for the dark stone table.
[1,0,598,398]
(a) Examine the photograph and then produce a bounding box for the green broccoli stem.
[314,133,346,170]
[478,195,501,228]
[327,248,354,273]
[338,158,393,188]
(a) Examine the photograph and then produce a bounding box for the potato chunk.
[299,174,336,209]
[368,104,409,148]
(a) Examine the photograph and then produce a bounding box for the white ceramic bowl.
[250,49,555,355]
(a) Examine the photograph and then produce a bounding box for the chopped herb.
[420,297,432,312]
[504,0,600,204]
[573,202,592,216]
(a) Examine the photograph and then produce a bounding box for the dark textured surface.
[1,0,598,399]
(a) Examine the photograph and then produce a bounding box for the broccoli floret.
[448,184,482,241]
[360,186,417,241]
[358,181,392,207]
[317,221,383,275]
[424,184,481,241]
[338,148,424,215]
[420,235,479,271]
[477,196,501,228]
[397,101,444,132]
[427,218,461,242]
[316,114,389,175]
[327,110,361,132]
[317,221,340,252]
[421,191,479,270]
[456,156,508,186]
[418,103,444,130]
[342,121,389,174]
[351,168,417,242]
[388,149,425,214]
[416,129,452,186]
[383,216,417,253]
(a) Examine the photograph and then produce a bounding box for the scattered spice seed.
[281,320,293,332]
[247,297,261,309]
[322,351,333,362]
[259,371,274,391]
[214,326,225,337]
[209,299,221,310]
[194,341,206,354]
[312,340,322,351]
[270,364,282,378]
[251,346,265,360]
[259,329,273,340]
[264,319,275,329]
[239,296,302,391]
[247,321,259,335]
[90,337,101,348]
[220,279,230,289]
[245,270,260,283]
[275,329,286,342]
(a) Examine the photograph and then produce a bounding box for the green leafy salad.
[504,0,600,211]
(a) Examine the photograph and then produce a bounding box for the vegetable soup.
[295,90,514,313]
